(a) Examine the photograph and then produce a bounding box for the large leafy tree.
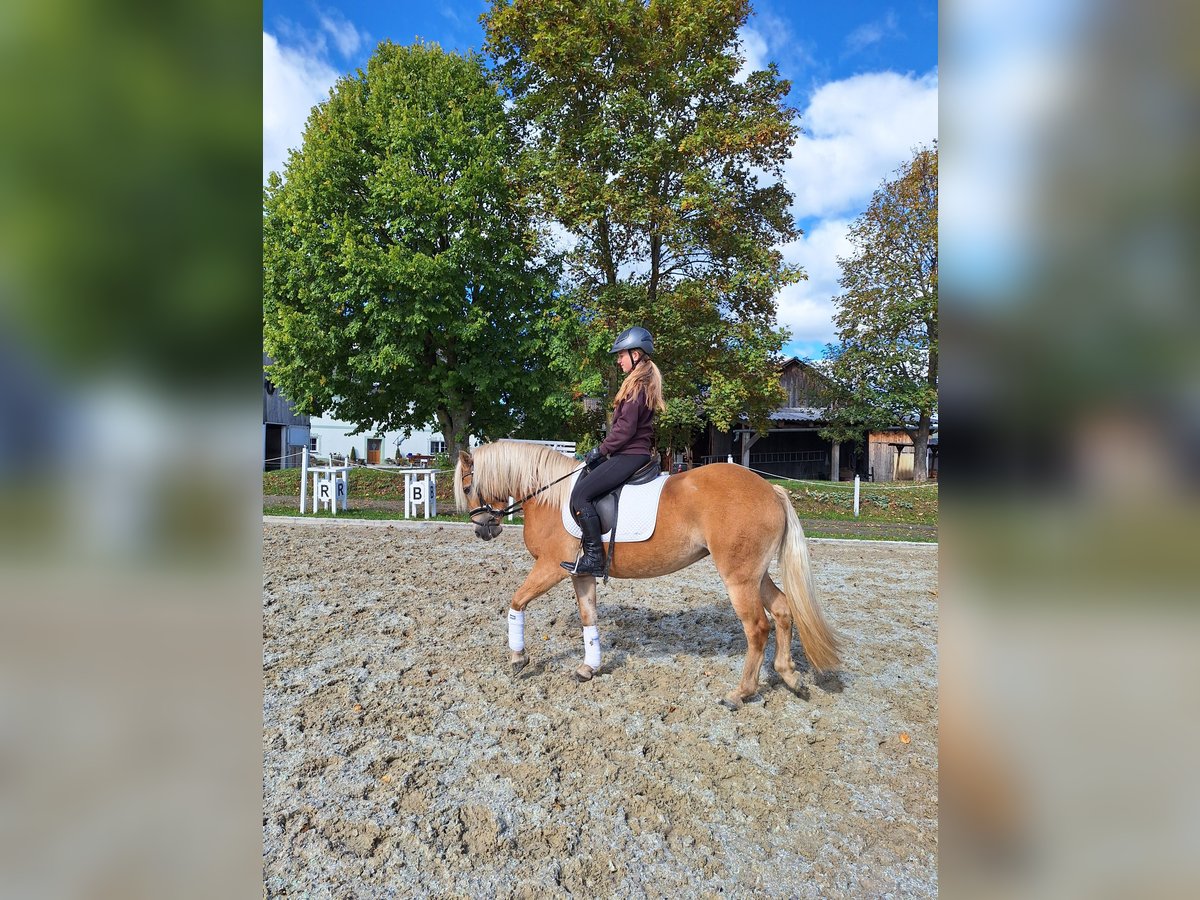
[824,145,938,480]
[263,41,561,456]
[482,0,799,442]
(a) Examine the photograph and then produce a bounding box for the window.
[430,440,447,455]
[310,437,318,451]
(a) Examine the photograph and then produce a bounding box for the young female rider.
[561,326,666,575]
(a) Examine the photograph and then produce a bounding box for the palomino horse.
[454,441,840,709]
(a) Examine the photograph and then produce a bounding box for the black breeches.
[569,454,652,516]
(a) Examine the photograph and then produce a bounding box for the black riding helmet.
[610,326,654,356]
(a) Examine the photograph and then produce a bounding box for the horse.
[454,441,840,709]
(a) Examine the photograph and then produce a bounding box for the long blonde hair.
[613,353,666,411]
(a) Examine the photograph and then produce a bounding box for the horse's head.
[455,449,503,541]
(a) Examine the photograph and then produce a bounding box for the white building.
[308,415,463,465]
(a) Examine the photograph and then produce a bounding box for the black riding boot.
[561,508,606,576]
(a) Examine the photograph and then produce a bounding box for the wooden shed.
[867,429,938,481]
[691,358,864,481]
[263,354,310,470]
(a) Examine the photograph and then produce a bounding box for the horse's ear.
[458,449,472,466]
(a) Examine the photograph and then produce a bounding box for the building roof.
[769,406,828,422]
[733,406,829,427]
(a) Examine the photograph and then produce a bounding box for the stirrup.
[560,554,605,576]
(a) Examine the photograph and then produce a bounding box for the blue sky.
[264,1,938,361]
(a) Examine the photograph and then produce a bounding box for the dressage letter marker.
[306,464,350,515]
[404,471,437,519]
[316,477,338,515]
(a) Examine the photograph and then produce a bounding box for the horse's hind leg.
[761,574,807,698]
[722,578,772,710]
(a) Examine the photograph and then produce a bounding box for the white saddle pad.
[562,471,671,542]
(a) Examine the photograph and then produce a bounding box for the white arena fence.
[265,441,579,521]
[502,438,577,456]
[297,447,441,519]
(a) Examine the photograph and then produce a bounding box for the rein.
[467,464,585,520]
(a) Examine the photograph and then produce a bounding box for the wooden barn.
[684,357,938,482]
[690,358,865,481]
[263,354,310,471]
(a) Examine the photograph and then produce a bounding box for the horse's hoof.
[781,675,810,701]
[510,651,529,677]
[573,664,595,682]
[720,693,744,711]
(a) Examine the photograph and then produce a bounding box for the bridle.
[462,462,585,526]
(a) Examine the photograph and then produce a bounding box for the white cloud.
[736,27,769,82]
[318,10,368,58]
[772,69,937,353]
[775,218,855,346]
[263,32,340,183]
[844,11,902,55]
[438,3,465,27]
[786,69,938,220]
[738,18,816,82]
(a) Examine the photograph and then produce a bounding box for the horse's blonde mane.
[455,441,578,512]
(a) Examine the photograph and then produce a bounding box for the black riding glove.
[584,447,604,469]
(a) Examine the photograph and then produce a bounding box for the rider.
[561,326,665,575]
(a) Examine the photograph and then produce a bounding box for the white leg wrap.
[583,625,601,669]
[507,608,525,652]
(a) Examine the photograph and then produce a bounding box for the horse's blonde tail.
[773,485,840,672]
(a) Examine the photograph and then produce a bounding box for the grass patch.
[802,524,938,543]
[263,468,937,540]
[263,466,451,502]
[264,466,465,522]
[769,478,938,527]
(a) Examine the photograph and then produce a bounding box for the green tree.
[263,41,563,456]
[483,0,798,445]
[824,145,938,480]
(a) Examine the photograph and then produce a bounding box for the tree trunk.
[436,405,472,459]
[598,217,617,288]
[909,411,932,482]
[648,232,661,306]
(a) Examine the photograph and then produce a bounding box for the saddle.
[585,457,661,534]
[563,457,667,583]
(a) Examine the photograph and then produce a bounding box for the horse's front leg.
[570,574,601,681]
[507,561,569,676]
